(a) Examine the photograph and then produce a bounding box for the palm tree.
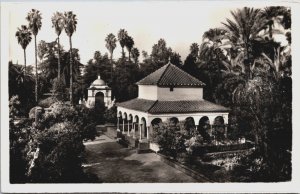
[131,47,140,64]
[51,12,65,81]
[64,11,77,104]
[222,7,265,79]
[199,28,231,72]
[125,36,134,61]
[15,25,32,76]
[117,29,128,58]
[26,9,42,103]
[260,6,286,39]
[105,33,117,80]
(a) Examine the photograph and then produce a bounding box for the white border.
[1,0,300,193]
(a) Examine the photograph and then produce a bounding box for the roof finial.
[98,74,101,80]
[168,56,171,63]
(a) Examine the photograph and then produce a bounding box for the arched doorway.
[95,92,105,110]
[184,117,196,138]
[168,117,179,130]
[198,116,211,143]
[213,116,225,141]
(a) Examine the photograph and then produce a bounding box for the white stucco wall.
[157,87,203,101]
[138,85,203,101]
[138,85,158,100]
[86,89,113,108]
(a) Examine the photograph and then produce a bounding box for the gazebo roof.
[117,98,229,114]
[88,75,110,89]
[136,62,205,87]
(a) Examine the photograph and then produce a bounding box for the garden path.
[83,135,202,182]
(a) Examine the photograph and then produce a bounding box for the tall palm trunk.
[69,36,73,105]
[23,49,26,76]
[34,35,38,103]
[269,23,273,39]
[128,51,131,61]
[57,36,61,81]
[110,53,113,82]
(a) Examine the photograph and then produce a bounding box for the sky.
[7,1,288,66]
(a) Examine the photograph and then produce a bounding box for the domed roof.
[90,75,106,87]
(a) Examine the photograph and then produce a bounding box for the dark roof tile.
[117,98,229,113]
[136,62,205,87]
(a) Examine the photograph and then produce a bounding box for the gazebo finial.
[98,74,101,79]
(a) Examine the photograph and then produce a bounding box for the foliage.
[9,62,35,116]
[104,105,117,124]
[9,95,21,118]
[151,121,186,159]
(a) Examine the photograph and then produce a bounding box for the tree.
[51,12,65,81]
[105,33,117,80]
[15,25,32,75]
[190,43,199,58]
[151,38,172,66]
[64,11,77,105]
[260,6,289,39]
[131,47,140,64]
[125,36,134,61]
[9,61,35,116]
[26,9,42,103]
[37,40,48,62]
[117,29,128,58]
[222,7,265,79]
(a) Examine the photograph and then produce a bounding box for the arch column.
[117,117,120,131]
[224,123,228,139]
[122,119,125,134]
[209,120,213,136]
[127,120,130,136]
[139,124,142,141]
[146,126,149,140]
[132,121,135,138]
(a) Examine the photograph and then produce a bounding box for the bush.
[38,97,58,108]
[10,99,104,183]
[28,121,97,183]
[104,105,117,124]
[152,121,186,159]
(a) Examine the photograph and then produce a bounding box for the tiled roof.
[116,98,156,112]
[136,62,205,87]
[117,98,229,113]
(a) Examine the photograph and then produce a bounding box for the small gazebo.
[86,75,113,109]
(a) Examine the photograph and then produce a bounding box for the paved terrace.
[83,135,203,183]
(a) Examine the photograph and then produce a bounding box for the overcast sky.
[7,1,287,66]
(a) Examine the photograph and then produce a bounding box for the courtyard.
[83,135,205,183]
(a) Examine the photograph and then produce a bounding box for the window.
[170,86,174,92]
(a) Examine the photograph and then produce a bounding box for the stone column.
[122,119,125,133]
[133,123,136,138]
[139,124,142,141]
[117,117,120,131]
[147,126,149,140]
[131,122,134,133]
[224,124,228,139]
[127,120,130,136]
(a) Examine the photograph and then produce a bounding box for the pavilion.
[116,61,230,143]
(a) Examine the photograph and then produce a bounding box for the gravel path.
[83,135,199,183]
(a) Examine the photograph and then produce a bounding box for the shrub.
[38,97,58,108]
[9,95,21,118]
[152,121,186,159]
[104,105,117,124]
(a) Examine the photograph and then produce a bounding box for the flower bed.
[191,141,254,156]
